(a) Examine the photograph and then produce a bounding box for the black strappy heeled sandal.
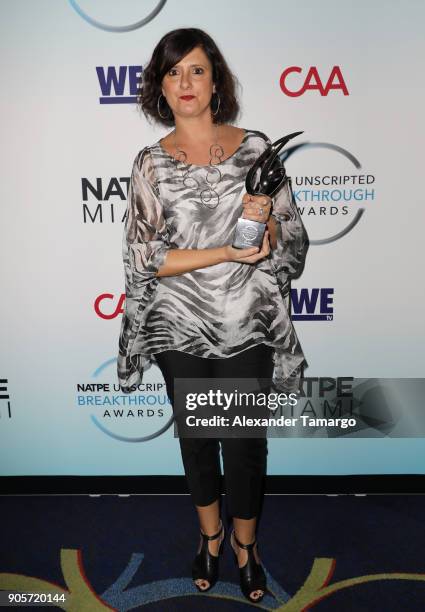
[231,529,267,603]
[192,520,224,592]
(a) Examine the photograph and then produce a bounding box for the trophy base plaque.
[232,218,267,249]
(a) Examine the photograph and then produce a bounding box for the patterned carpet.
[1,494,425,611]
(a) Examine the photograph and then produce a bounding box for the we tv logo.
[291,288,334,321]
[96,66,142,104]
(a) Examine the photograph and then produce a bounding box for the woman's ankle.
[200,517,222,537]
[231,530,260,565]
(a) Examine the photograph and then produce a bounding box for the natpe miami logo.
[69,0,167,33]
[0,378,12,419]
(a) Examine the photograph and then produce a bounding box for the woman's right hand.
[224,230,271,264]
[156,232,271,278]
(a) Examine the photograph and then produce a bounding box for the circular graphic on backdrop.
[69,0,167,32]
[85,358,174,442]
[281,141,369,245]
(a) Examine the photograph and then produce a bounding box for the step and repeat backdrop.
[1,0,424,477]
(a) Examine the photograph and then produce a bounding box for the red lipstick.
[180,95,195,100]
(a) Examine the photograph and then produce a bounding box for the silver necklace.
[173,124,224,209]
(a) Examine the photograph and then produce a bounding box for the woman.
[117,28,308,603]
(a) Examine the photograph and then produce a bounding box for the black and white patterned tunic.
[117,129,308,393]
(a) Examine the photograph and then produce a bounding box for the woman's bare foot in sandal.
[230,530,266,601]
[192,520,225,591]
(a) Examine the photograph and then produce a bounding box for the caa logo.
[95,294,124,320]
[280,66,349,97]
[291,288,334,321]
[96,66,142,104]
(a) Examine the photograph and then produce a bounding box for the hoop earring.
[211,92,221,116]
[157,94,172,120]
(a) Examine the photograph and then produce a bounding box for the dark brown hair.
[138,28,240,127]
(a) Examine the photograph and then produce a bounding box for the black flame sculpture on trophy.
[232,131,303,249]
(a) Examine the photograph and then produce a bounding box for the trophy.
[232,131,303,249]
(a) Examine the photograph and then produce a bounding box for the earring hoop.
[211,92,221,116]
[157,94,172,120]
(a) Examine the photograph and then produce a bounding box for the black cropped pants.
[155,344,274,520]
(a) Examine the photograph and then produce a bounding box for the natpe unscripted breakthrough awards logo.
[281,141,376,246]
[75,358,173,443]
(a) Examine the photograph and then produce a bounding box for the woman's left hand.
[242,193,272,224]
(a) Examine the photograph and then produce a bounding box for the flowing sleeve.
[269,166,309,301]
[123,147,170,295]
[117,147,170,393]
